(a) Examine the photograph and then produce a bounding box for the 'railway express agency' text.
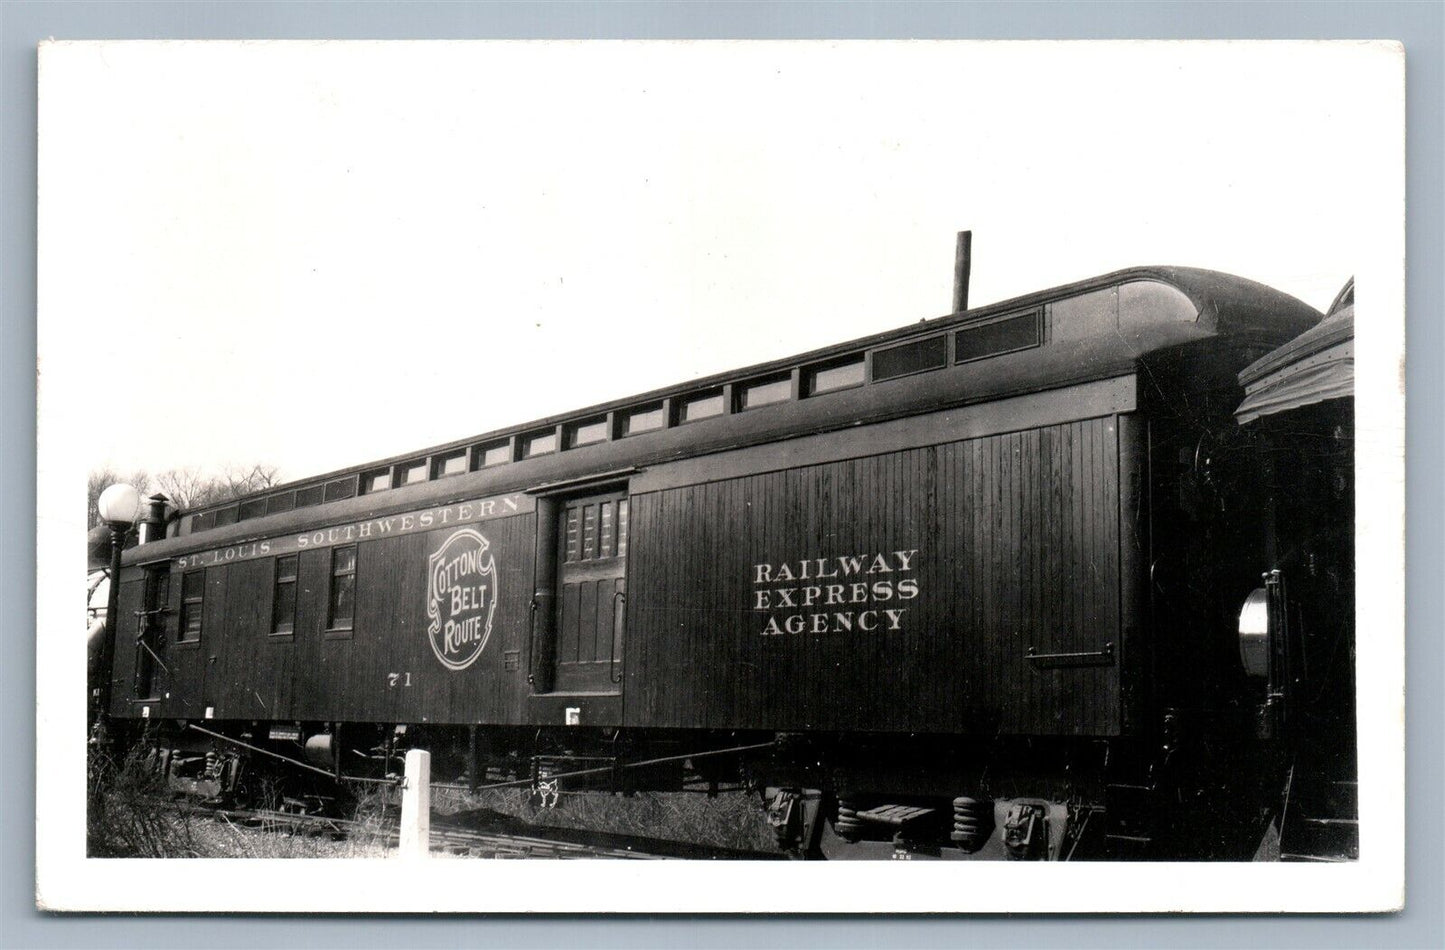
[753,550,919,636]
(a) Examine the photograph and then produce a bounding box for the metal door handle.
[610,591,626,684]
[527,597,540,685]
[1026,642,1115,668]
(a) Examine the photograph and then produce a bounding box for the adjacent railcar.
[97,254,1327,859]
[1232,279,1357,861]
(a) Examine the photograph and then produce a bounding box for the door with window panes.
[554,489,628,693]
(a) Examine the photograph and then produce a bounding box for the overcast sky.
[39,41,1398,488]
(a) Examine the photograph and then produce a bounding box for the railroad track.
[167,800,779,860]
[426,823,659,860]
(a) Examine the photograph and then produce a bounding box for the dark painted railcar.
[1232,279,1357,861]
[97,253,1330,859]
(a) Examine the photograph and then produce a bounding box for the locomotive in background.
[89,236,1356,860]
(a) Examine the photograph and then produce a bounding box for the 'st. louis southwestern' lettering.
[169,493,531,571]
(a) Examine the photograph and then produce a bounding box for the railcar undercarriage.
[107,716,1302,861]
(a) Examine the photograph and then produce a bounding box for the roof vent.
[953,230,973,314]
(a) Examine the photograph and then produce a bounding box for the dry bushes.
[89,742,774,858]
[87,746,394,859]
[181,813,390,859]
[87,745,200,858]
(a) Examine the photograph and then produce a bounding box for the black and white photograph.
[35,40,1404,913]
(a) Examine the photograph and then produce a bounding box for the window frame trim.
[177,569,206,645]
[472,437,514,470]
[323,474,359,503]
[518,427,560,460]
[563,415,611,450]
[952,307,1045,366]
[733,373,794,413]
[325,543,357,637]
[432,449,468,480]
[269,554,299,639]
[870,333,950,383]
[392,458,428,489]
[674,387,729,426]
[802,353,867,398]
[557,487,631,565]
[618,400,669,438]
[361,467,392,495]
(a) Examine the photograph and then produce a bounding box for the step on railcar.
[92,235,1350,860]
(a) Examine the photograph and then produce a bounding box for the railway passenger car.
[1232,278,1357,861]
[94,244,1338,859]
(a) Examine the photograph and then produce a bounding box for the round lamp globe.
[97,482,141,526]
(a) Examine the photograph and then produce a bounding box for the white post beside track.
[400,748,431,859]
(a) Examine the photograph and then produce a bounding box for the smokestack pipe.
[953,230,973,313]
[138,493,169,545]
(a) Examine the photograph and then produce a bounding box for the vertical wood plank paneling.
[594,580,610,666]
[198,566,228,713]
[345,541,376,722]
[1116,412,1147,731]
[216,559,271,720]
[170,569,207,720]
[989,434,1007,721]
[1019,428,1038,732]
[144,572,182,715]
[730,477,755,723]
[559,585,577,664]
[137,416,1121,735]
[366,513,537,725]
[1071,420,1087,728]
[1102,415,1122,727]
[150,513,539,727]
[316,546,353,720]
[1068,421,1086,731]
[626,413,1122,735]
[119,407,1138,740]
[108,577,144,717]
[1088,419,1102,730]
[578,581,598,663]
[292,547,330,722]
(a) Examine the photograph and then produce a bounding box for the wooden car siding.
[131,344,1156,569]
[114,414,1125,737]
[285,547,332,720]
[127,512,538,725]
[105,576,145,717]
[631,375,1135,495]
[207,560,270,718]
[623,415,1123,736]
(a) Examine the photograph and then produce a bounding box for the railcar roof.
[1238,277,1354,387]
[162,265,1319,538]
[1235,277,1352,425]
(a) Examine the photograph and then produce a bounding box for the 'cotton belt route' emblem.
[426,528,498,671]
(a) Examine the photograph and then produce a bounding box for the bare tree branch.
[219,463,281,500]
[95,462,282,523]
[150,467,218,512]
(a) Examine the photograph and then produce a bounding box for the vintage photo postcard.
[35,40,1404,913]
